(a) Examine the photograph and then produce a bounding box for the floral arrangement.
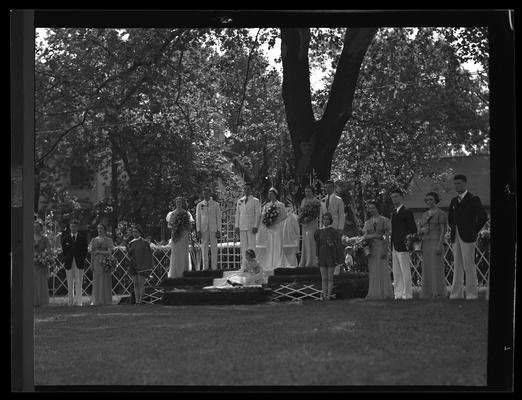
[262,203,279,228]
[101,254,117,273]
[169,211,191,243]
[298,199,321,224]
[478,228,490,246]
[342,236,371,256]
[34,249,57,271]
[405,233,422,251]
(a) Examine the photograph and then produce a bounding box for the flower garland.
[298,198,321,225]
[262,203,279,228]
[169,211,191,243]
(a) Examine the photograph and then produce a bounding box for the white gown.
[262,201,286,273]
[281,211,300,268]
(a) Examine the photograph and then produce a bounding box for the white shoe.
[466,294,478,300]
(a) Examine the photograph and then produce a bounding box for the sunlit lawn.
[34,295,488,387]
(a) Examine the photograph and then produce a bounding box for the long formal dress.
[262,201,287,273]
[90,236,115,305]
[34,235,51,306]
[282,211,300,268]
[363,216,394,300]
[298,198,319,267]
[168,210,193,278]
[420,208,448,299]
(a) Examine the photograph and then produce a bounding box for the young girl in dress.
[226,248,264,286]
[127,224,153,304]
[314,212,344,301]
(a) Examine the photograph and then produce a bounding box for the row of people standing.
[344,174,487,301]
[34,220,153,307]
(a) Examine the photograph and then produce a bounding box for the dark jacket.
[448,192,488,243]
[61,231,88,270]
[390,205,418,252]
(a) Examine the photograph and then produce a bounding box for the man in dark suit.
[448,174,488,300]
[390,189,418,300]
[61,219,88,306]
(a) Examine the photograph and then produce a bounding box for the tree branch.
[321,28,378,131]
[236,28,261,133]
[35,110,90,167]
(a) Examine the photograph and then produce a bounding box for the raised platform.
[143,267,369,305]
[161,287,272,306]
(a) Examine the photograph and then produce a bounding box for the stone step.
[160,277,216,289]
[273,267,320,276]
[161,287,272,306]
[182,269,240,278]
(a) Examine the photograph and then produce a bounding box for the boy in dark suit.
[448,174,488,299]
[390,189,418,299]
[61,219,88,306]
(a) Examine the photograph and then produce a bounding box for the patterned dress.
[90,235,115,305]
[363,216,393,300]
[419,208,448,298]
[314,226,344,268]
[34,235,51,306]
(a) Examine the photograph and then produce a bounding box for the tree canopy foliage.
[35,26,489,235]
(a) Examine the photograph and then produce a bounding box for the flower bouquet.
[33,249,57,271]
[298,199,320,225]
[169,211,191,243]
[344,236,371,257]
[478,228,490,246]
[405,233,422,251]
[262,203,279,228]
[102,254,117,273]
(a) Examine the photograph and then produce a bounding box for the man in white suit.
[196,188,222,270]
[320,180,345,233]
[234,183,261,267]
[320,180,346,275]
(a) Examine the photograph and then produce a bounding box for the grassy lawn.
[34,298,488,386]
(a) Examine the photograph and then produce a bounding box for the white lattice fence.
[388,238,490,288]
[49,241,243,298]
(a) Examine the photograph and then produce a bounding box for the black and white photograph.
[10,9,516,391]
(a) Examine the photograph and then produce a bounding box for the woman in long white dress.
[298,185,320,267]
[282,209,300,268]
[259,187,287,274]
[167,196,194,278]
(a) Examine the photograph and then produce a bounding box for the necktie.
[73,234,76,242]
[326,196,330,210]
[458,196,461,203]
[244,196,248,205]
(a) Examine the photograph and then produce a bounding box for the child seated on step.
[226,249,264,286]
[314,212,344,301]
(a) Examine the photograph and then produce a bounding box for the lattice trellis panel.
[47,232,489,298]
[384,238,490,288]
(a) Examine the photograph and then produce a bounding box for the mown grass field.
[34,297,488,387]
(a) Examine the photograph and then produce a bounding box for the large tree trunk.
[281,28,378,183]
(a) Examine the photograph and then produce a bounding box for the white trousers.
[450,227,478,299]
[392,248,413,299]
[201,230,218,270]
[240,230,257,267]
[66,259,84,306]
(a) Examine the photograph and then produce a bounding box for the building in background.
[406,154,490,221]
